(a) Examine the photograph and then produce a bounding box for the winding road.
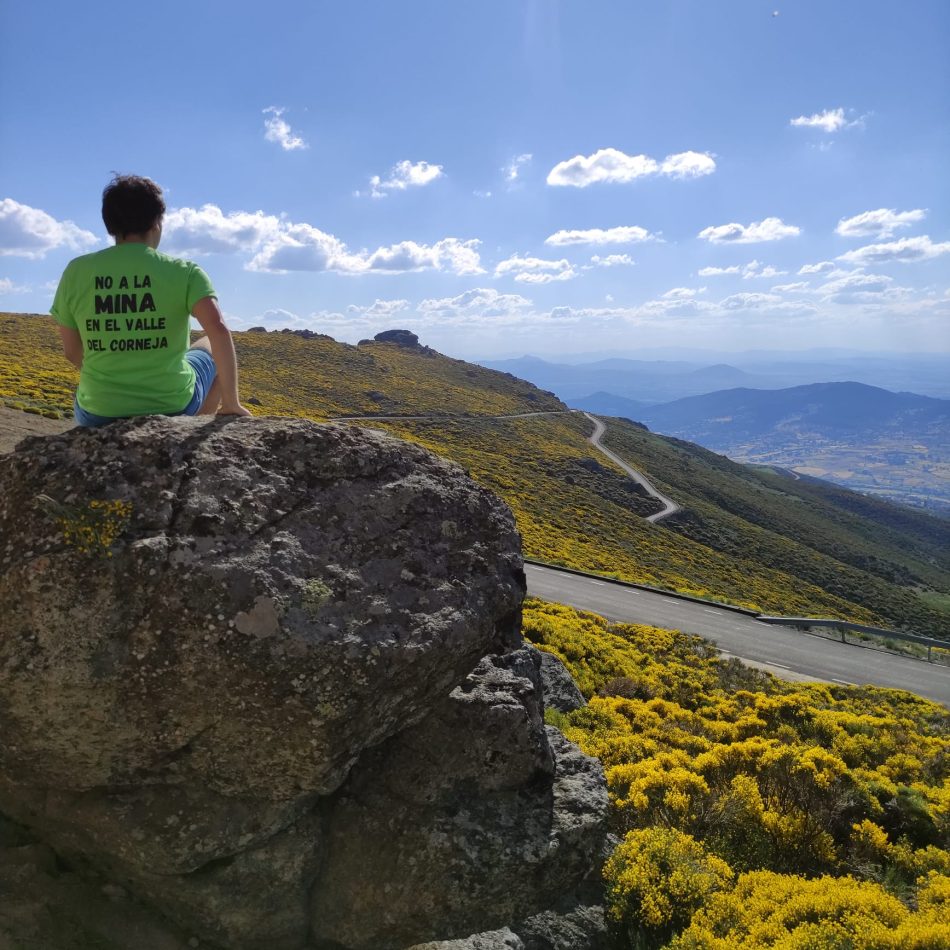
[330,408,681,523]
[525,562,950,706]
[580,412,680,523]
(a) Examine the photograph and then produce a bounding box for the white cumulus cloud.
[698,217,800,244]
[818,272,893,296]
[0,198,99,258]
[418,287,533,319]
[835,208,927,239]
[263,107,308,151]
[798,261,836,275]
[546,148,715,187]
[698,260,788,279]
[698,265,741,277]
[163,205,282,255]
[662,287,705,300]
[363,239,482,275]
[367,160,444,198]
[789,108,856,132]
[817,272,911,305]
[837,235,950,266]
[589,254,636,268]
[545,225,656,246]
[163,203,482,276]
[495,254,576,283]
[659,151,718,179]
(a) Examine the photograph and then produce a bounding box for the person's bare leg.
[190,336,221,414]
[197,378,222,414]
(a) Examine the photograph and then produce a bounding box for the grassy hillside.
[599,420,950,636]
[0,313,563,419]
[374,414,894,621]
[4,312,949,634]
[525,599,950,948]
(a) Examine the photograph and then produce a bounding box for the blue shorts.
[73,349,217,428]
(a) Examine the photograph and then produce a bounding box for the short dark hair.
[101,174,165,238]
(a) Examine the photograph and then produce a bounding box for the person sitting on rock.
[51,174,250,426]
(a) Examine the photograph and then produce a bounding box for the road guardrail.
[756,617,949,663]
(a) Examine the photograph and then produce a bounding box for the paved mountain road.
[526,563,950,706]
[580,412,680,522]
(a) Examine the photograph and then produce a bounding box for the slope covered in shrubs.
[4,313,949,634]
[524,598,950,948]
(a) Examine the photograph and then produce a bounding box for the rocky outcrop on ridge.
[0,416,609,949]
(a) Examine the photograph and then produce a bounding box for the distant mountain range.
[570,392,649,418]
[479,353,950,402]
[481,356,766,404]
[634,382,950,446]
[619,382,950,514]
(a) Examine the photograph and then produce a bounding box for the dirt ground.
[0,407,73,455]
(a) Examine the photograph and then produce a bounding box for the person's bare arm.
[191,297,250,416]
[57,326,84,369]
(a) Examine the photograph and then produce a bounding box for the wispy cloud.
[816,272,911,305]
[0,198,99,258]
[835,208,927,239]
[163,203,482,275]
[494,254,576,283]
[545,225,657,246]
[504,153,532,183]
[719,292,784,310]
[0,277,30,294]
[698,260,788,279]
[588,254,636,268]
[364,160,444,198]
[771,282,810,294]
[789,107,862,132]
[350,299,410,317]
[662,287,706,300]
[698,265,741,277]
[418,287,533,318]
[798,261,836,275]
[698,217,800,244]
[262,106,307,151]
[547,148,715,187]
[837,235,950,266]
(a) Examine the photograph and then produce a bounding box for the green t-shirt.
[51,243,216,417]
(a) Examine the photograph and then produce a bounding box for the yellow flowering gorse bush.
[36,494,133,557]
[524,599,950,948]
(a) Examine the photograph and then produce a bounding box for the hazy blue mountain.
[568,392,649,418]
[479,357,769,403]
[629,382,950,512]
[478,352,950,400]
[637,382,950,446]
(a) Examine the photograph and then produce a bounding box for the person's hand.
[217,402,252,417]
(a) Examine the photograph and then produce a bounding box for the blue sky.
[1,0,948,358]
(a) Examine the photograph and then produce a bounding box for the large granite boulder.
[312,650,609,948]
[0,415,608,949]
